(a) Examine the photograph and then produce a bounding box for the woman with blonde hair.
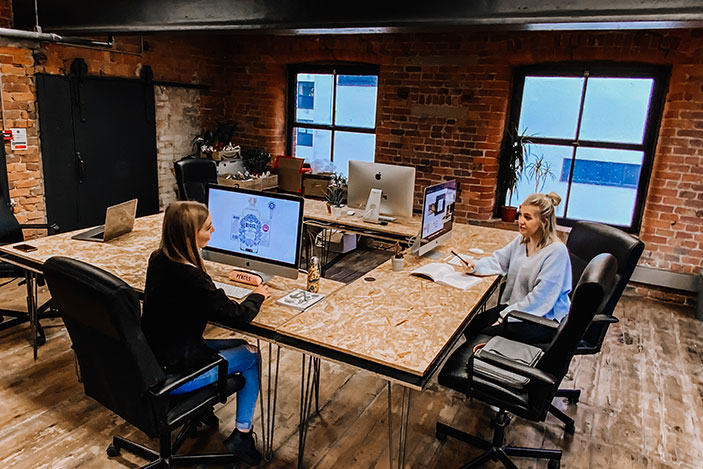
[141,201,270,466]
[463,192,572,343]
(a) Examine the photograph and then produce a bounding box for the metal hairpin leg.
[297,354,321,469]
[256,340,280,462]
[387,381,413,469]
[24,270,39,360]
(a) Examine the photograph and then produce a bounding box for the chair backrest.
[43,256,166,437]
[535,253,617,393]
[173,158,218,204]
[0,195,24,244]
[566,221,644,351]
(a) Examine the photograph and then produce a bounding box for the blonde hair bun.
[546,192,562,207]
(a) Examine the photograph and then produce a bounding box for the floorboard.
[0,250,701,468]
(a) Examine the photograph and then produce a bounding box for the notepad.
[276,289,326,311]
[410,263,481,290]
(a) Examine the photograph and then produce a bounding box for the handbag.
[472,336,543,389]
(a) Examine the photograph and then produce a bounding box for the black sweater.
[141,251,265,373]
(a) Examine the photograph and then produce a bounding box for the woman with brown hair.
[141,201,270,466]
[463,192,572,343]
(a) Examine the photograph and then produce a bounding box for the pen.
[450,250,473,269]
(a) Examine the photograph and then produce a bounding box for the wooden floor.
[1,250,702,468]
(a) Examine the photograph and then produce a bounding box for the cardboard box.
[217,174,278,191]
[303,173,333,199]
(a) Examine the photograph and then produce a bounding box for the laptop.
[71,199,138,242]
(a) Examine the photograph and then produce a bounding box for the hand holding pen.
[451,250,475,273]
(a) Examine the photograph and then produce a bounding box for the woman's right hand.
[253,284,271,299]
[460,259,476,274]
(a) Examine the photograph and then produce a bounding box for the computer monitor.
[412,179,457,257]
[347,161,416,218]
[202,184,304,281]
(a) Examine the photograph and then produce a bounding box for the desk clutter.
[276,288,325,311]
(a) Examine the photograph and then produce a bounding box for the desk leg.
[297,354,319,469]
[24,271,40,360]
[257,340,280,462]
[387,381,413,469]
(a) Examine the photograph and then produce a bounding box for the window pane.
[519,77,584,139]
[565,147,644,225]
[295,74,333,125]
[335,75,378,128]
[332,131,375,177]
[514,143,571,217]
[580,78,653,144]
[292,127,331,164]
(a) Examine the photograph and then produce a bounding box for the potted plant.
[192,120,239,160]
[325,173,348,217]
[525,153,556,192]
[497,126,531,222]
[240,147,272,175]
[392,241,404,271]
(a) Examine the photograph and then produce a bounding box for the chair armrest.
[591,314,618,325]
[469,350,556,386]
[19,223,60,235]
[150,356,227,398]
[504,311,559,330]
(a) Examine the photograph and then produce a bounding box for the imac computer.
[347,161,416,219]
[411,179,457,257]
[202,184,304,281]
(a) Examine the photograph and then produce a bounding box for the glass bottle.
[307,256,320,293]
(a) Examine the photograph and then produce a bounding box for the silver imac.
[201,184,304,281]
[347,161,416,219]
[411,180,457,257]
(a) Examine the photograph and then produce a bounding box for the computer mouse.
[379,221,388,226]
[469,248,484,255]
[347,210,355,216]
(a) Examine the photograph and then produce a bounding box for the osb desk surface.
[278,223,517,388]
[0,213,344,332]
[304,198,421,239]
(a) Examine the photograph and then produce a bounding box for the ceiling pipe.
[0,27,113,48]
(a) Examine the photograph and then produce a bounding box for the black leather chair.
[0,196,58,344]
[43,256,244,468]
[173,157,218,204]
[436,253,617,469]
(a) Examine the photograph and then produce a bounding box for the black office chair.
[43,256,244,468]
[436,253,617,469]
[0,196,58,344]
[174,157,218,204]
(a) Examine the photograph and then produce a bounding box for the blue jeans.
[170,339,259,430]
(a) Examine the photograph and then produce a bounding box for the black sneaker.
[224,429,262,466]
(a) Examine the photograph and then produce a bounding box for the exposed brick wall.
[0,25,700,293]
[221,30,703,278]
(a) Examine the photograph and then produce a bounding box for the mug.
[391,256,404,272]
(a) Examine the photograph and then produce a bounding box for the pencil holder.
[391,256,404,272]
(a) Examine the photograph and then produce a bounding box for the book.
[276,288,326,311]
[410,263,481,291]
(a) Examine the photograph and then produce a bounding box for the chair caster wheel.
[567,396,579,405]
[435,430,447,442]
[106,443,120,457]
[548,459,561,469]
[565,422,575,435]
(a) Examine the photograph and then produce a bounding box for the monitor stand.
[410,231,445,259]
[362,188,382,223]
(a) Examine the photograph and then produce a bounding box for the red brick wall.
[220,30,703,279]
[0,25,701,290]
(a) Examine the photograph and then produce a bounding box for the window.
[503,64,668,232]
[287,64,379,176]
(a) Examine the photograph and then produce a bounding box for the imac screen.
[416,180,456,254]
[204,185,303,275]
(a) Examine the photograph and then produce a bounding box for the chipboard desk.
[0,205,516,468]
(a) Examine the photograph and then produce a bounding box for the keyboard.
[378,215,396,223]
[214,281,253,300]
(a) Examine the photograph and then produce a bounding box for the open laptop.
[71,199,138,242]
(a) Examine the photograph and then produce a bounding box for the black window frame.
[500,62,670,234]
[286,63,380,163]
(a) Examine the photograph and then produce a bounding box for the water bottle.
[307,256,320,293]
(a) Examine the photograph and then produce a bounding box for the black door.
[37,72,159,231]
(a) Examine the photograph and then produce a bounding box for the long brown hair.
[520,192,562,249]
[156,201,209,271]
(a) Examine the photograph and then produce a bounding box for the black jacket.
[141,251,264,373]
